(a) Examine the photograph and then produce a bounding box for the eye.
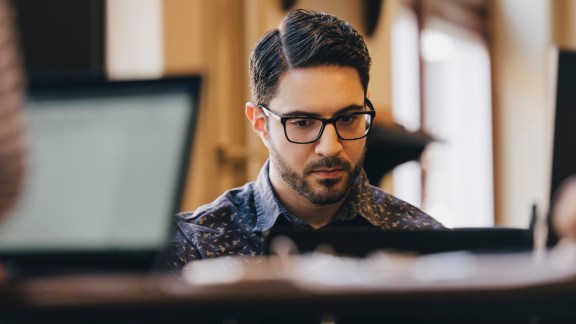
[339,114,358,124]
[288,118,316,128]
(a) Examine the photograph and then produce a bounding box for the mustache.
[303,157,352,175]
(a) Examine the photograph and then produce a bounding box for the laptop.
[0,76,200,278]
[265,227,534,257]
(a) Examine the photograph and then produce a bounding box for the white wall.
[491,0,554,227]
[106,0,164,80]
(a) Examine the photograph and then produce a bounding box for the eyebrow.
[281,104,365,118]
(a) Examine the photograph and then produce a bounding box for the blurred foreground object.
[0,0,26,222]
[552,176,576,240]
[181,249,576,291]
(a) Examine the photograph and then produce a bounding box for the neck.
[269,168,345,229]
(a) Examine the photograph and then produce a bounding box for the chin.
[306,183,349,205]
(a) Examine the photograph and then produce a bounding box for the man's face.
[265,66,367,205]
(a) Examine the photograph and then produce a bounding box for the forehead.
[269,66,365,115]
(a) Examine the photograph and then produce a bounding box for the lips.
[312,168,344,179]
[303,157,352,178]
[314,168,342,173]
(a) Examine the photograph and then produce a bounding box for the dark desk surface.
[1,267,576,324]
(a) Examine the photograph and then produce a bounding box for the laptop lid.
[265,227,533,257]
[0,77,200,277]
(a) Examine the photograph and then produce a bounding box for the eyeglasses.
[258,98,376,144]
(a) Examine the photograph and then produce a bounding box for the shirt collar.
[252,160,380,232]
[253,160,287,232]
[334,168,380,225]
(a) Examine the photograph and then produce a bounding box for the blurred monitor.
[550,48,576,200]
[0,77,200,277]
[265,227,533,257]
[547,48,576,243]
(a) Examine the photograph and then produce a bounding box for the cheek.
[282,142,311,165]
[267,121,285,142]
[343,140,366,162]
[270,134,313,167]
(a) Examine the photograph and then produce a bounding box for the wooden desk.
[1,271,576,324]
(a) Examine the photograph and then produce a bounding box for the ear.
[245,102,270,148]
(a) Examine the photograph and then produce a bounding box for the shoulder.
[159,183,261,266]
[172,182,267,259]
[368,185,446,230]
[175,182,258,238]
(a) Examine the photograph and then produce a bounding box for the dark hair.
[249,9,371,105]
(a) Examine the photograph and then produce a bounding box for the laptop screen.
[0,77,199,274]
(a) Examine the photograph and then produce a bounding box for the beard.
[269,140,366,206]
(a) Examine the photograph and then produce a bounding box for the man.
[161,9,444,270]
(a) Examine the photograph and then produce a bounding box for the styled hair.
[249,9,371,105]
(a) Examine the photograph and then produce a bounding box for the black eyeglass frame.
[258,98,376,144]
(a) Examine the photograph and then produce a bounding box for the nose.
[314,124,343,157]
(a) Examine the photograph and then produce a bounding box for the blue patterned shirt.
[158,160,445,270]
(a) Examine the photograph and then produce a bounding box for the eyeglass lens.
[285,113,372,143]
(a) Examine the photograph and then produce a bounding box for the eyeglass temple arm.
[259,105,282,121]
